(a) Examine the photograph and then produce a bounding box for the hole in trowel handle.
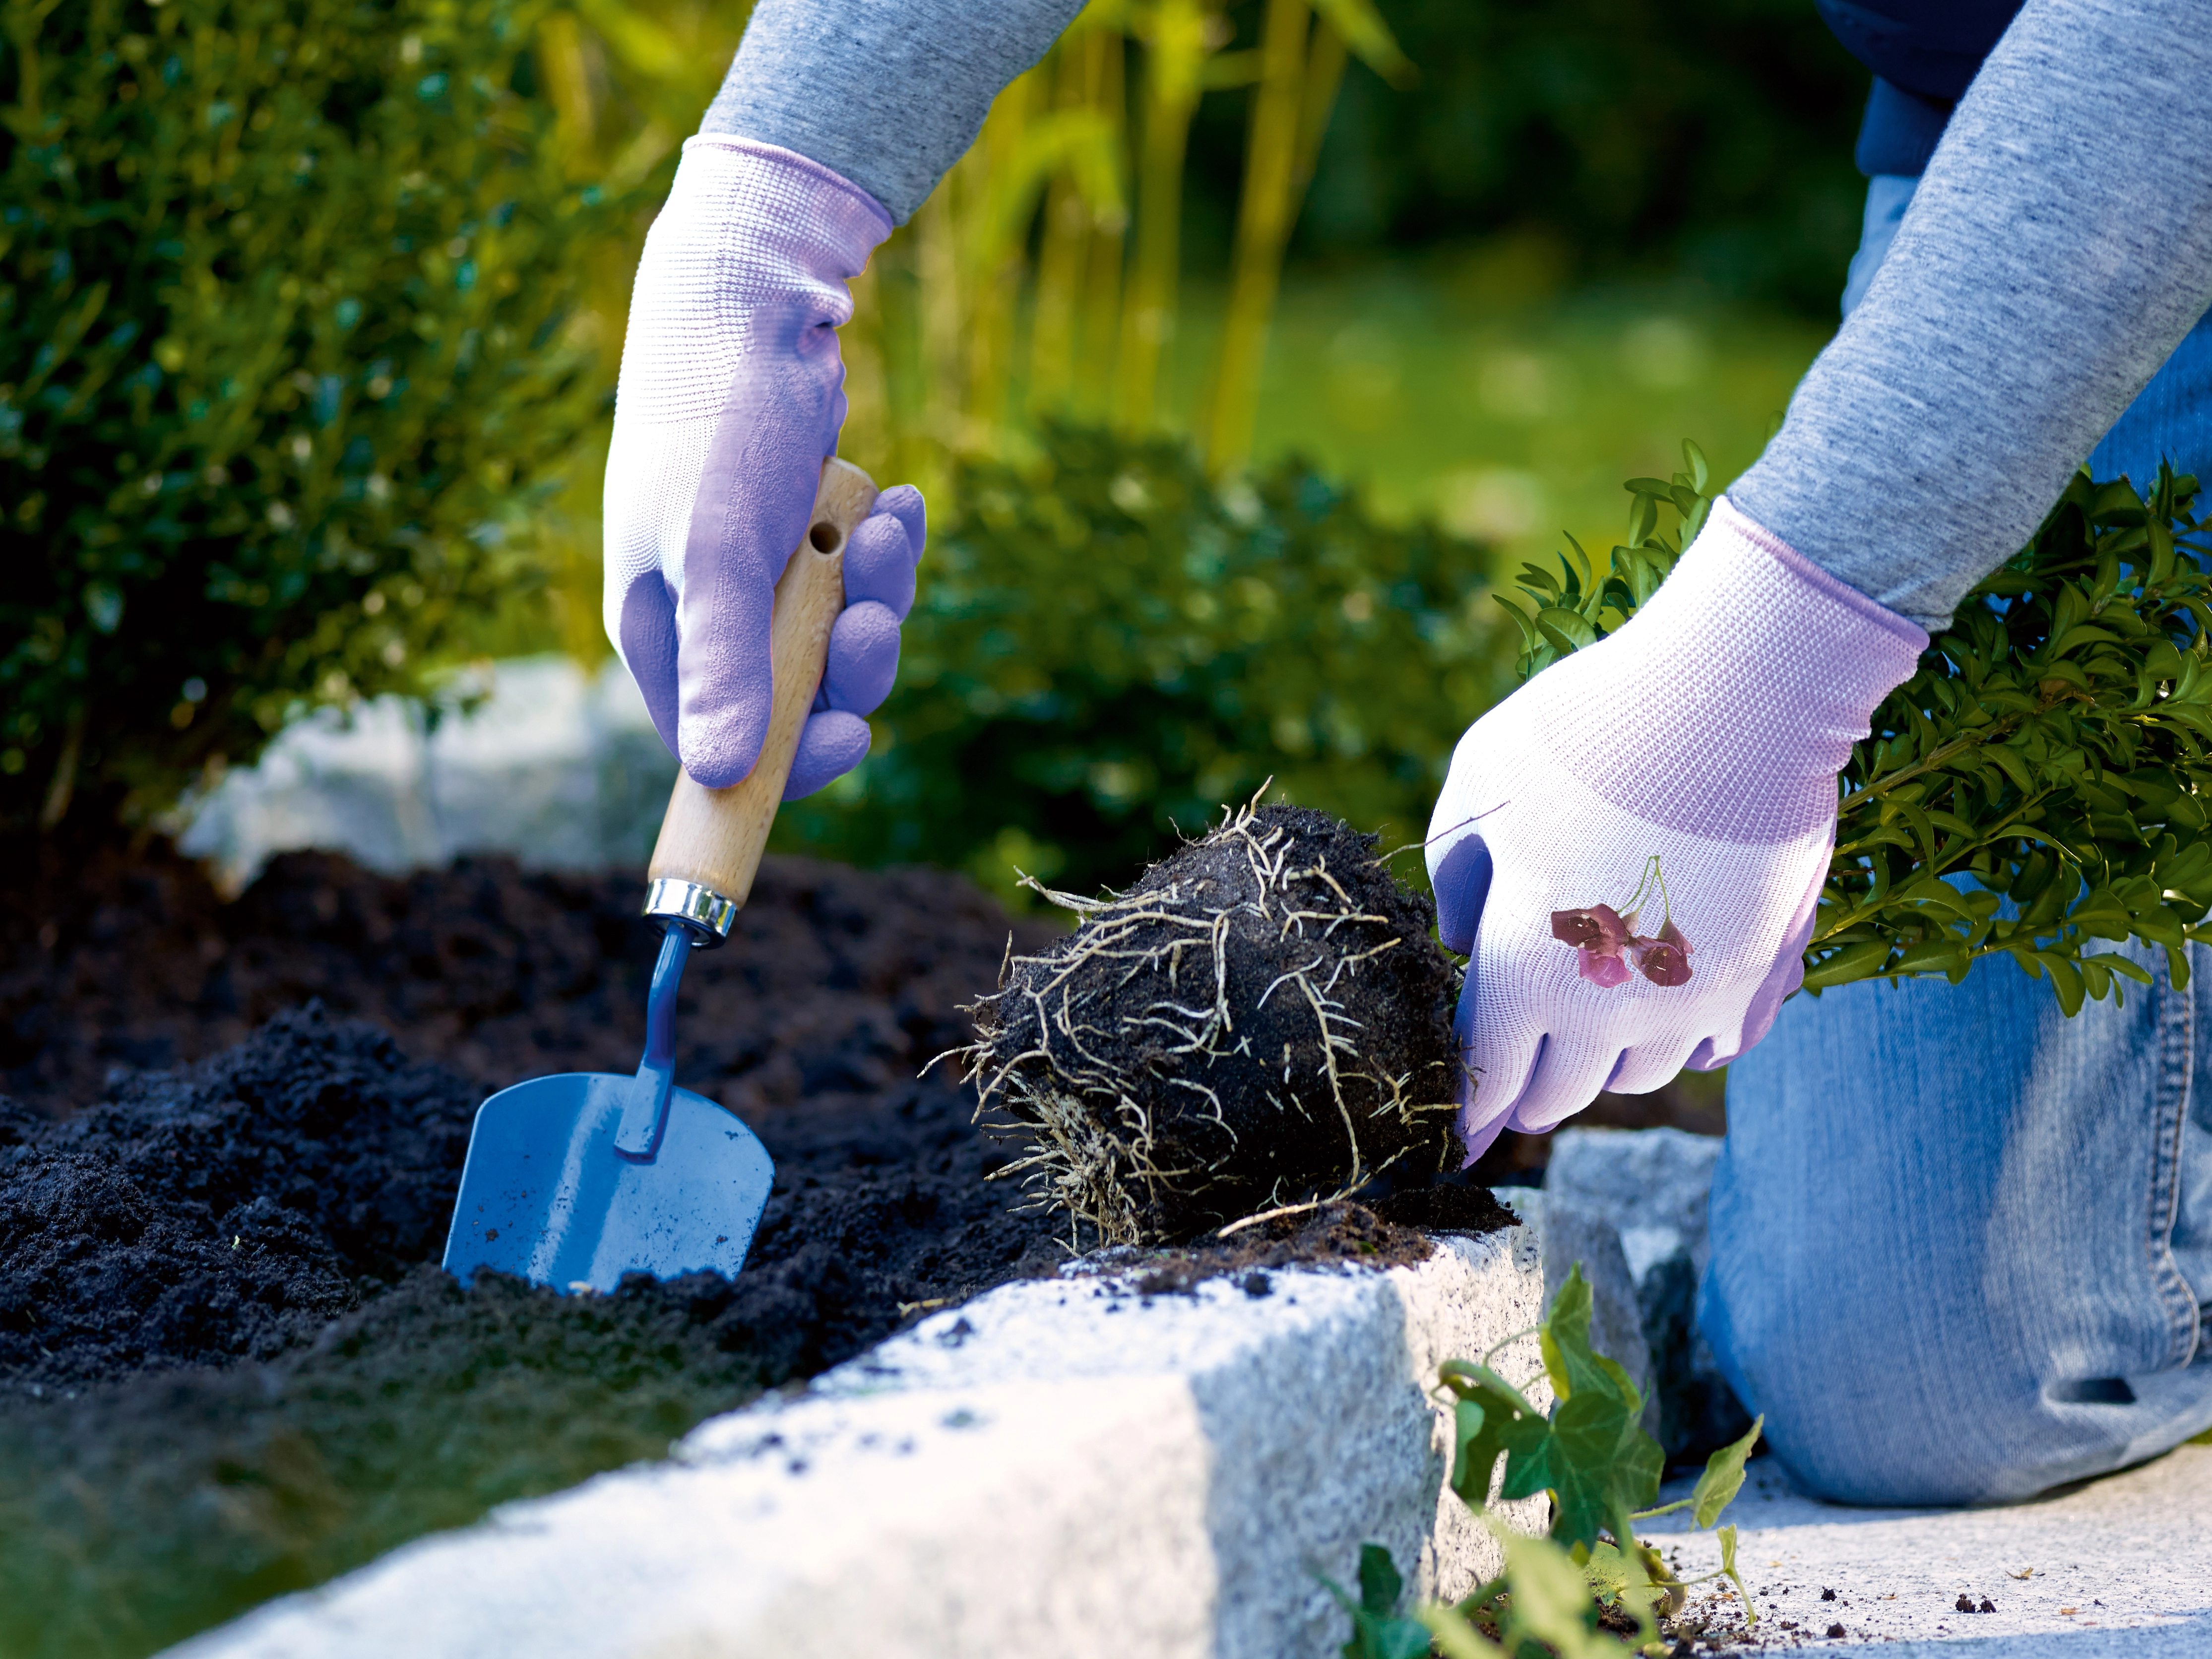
[808,518,840,553]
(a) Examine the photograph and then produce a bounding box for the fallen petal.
[1579,947,1632,988]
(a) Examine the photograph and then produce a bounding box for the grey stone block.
[174,656,679,890]
[165,1229,1550,1659]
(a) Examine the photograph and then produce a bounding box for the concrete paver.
[1643,1441,2212,1656]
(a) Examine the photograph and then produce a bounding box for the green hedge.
[774,426,1514,903]
[1,0,623,835]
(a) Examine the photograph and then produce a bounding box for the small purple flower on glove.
[1551,903,1632,986]
[1551,857,1694,989]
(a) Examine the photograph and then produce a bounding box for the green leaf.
[1625,493,1659,550]
[1683,439,1710,495]
[1419,1600,1507,1659]
[1717,1523,1758,1626]
[1493,1527,1630,1659]
[1309,0,1416,84]
[2033,951,2087,1016]
[1493,593,1542,653]
[1535,607,1599,653]
[1801,939,1893,989]
[1583,1539,1671,1632]
[1324,1543,1433,1659]
[1690,1414,1764,1527]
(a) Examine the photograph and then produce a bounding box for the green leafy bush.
[775,425,1514,902]
[1502,445,2212,1010]
[1,0,621,834]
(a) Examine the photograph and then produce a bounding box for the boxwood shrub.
[775,427,1512,903]
[1,0,622,835]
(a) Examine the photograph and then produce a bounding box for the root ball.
[966,802,1464,1245]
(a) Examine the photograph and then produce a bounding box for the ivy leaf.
[1717,1523,1758,1626]
[1691,1414,1765,1527]
[1323,1543,1438,1659]
[1519,1267,1662,1550]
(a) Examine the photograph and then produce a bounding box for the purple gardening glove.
[602,135,925,800]
[1424,498,1927,1161]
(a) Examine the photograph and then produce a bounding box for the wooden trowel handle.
[643,457,878,941]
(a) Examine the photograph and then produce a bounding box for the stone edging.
[168,1223,1548,1659]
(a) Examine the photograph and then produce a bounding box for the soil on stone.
[971,803,1464,1244]
[1107,1200,1464,1300]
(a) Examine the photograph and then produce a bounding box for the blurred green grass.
[1161,248,1834,571]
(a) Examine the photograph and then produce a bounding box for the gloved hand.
[603,135,925,800]
[1425,498,1927,1159]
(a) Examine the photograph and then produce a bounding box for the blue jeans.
[1702,178,2212,1506]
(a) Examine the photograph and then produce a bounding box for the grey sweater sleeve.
[700,0,1087,223]
[1732,0,2212,632]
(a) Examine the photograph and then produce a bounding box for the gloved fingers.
[1493,1027,1627,1135]
[613,571,682,761]
[1430,833,1493,955]
[1461,1008,1546,1139]
[1599,1039,1697,1098]
[1454,1096,1516,1168]
[673,410,828,788]
[878,484,927,561]
[844,487,925,618]
[783,710,872,801]
[1698,862,1824,1069]
[822,600,900,716]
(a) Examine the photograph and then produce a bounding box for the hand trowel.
[442,458,878,1292]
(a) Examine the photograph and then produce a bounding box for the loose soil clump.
[1103,1193,1516,1300]
[967,802,1465,1244]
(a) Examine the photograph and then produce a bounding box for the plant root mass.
[966,802,1465,1245]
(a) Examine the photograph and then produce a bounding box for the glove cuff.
[675,134,895,270]
[1530,496,1929,845]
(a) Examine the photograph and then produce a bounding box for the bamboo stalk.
[1075,28,1128,421]
[915,182,963,468]
[1114,0,1209,433]
[1029,30,1108,416]
[964,67,1040,442]
[1201,0,1312,472]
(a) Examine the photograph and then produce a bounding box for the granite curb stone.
[166,1226,1548,1659]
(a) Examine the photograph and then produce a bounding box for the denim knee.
[1704,956,2212,1507]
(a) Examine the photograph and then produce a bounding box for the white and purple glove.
[603,135,924,798]
[1425,498,1927,1159]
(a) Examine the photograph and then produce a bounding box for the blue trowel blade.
[441,1073,774,1292]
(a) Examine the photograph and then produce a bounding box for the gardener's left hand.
[1423,498,1927,1159]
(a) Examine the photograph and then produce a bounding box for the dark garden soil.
[0,839,1520,1658]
